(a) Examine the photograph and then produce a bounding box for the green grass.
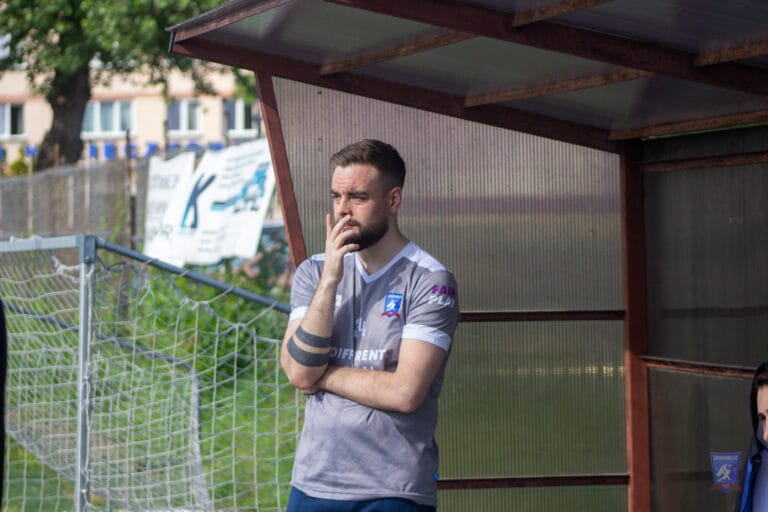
[3,250,299,511]
[3,368,300,511]
[3,441,77,512]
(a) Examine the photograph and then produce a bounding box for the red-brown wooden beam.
[323,0,593,81]
[610,110,768,141]
[255,70,308,266]
[461,310,624,322]
[510,0,614,27]
[695,40,768,67]
[171,38,623,153]
[437,473,629,490]
[465,68,651,107]
[660,303,768,319]
[319,30,475,75]
[639,150,768,173]
[642,357,754,380]
[620,146,651,512]
[326,0,768,96]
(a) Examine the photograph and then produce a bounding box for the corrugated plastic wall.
[643,126,768,512]
[273,77,626,511]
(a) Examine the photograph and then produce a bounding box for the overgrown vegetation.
[3,239,298,511]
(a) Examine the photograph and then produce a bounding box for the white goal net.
[0,235,300,512]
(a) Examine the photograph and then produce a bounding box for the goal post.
[0,234,299,512]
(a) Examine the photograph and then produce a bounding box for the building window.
[167,98,200,135]
[0,103,25,139]
[82,100,132,137]
[223,98,260,138]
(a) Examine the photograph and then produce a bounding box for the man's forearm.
[282,213,357,389]
[318,365,414,413]
[316,339,446,413]
[300,278,337,338]
[281,279,337,389]
[317,339,445,414]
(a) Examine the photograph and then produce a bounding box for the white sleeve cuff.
[402,324,452,352]
[289,307,307,323]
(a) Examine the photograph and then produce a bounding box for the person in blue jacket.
[736,361,768,511]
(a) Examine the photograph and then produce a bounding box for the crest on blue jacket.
[381,292,403,318]
[709,451,741,493]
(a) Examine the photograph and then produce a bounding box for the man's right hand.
[320,213,358,287]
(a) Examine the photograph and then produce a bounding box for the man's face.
[331,163,391,251]
[758,385,768,444]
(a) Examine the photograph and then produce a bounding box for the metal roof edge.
[167,0,294,41]
[167,0,254,32]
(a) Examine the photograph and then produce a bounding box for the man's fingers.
[327,214,357,251]
[331,214,351,237]
[340,240,360,253]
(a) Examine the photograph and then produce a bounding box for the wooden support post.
[621,146,651,512]
[254,71,307,266]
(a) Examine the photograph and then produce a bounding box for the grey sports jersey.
[288,241,459,507]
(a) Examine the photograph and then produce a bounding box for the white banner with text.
[143,139,276,266]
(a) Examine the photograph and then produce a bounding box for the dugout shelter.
[169,1,768,511]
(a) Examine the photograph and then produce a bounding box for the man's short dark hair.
[330,139,406,191]
[756,370,768,390]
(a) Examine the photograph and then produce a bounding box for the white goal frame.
[0,234,295,512]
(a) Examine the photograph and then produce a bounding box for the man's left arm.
[314,267,459,412]
[315,338,446,413]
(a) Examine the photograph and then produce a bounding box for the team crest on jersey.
[381,292,403,318]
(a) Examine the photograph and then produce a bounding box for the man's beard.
[345,217,389,251]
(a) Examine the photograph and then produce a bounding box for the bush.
[7,147,30,176]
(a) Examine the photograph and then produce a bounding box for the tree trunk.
[37,65,91,171]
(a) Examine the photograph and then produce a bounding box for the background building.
[0,68,262,169]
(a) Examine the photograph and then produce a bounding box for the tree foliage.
[233,68,258,104]
[0,0,222,169]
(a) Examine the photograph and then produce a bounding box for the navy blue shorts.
[286,487,437,512]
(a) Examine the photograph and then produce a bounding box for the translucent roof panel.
[170,0,768,149]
